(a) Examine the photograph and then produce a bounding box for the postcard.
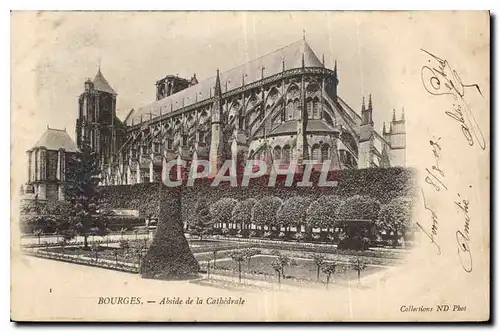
[10,11,490,322]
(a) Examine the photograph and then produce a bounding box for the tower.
[389,108,406,166]
[357,95,374,168]
[76,67,118,169]
[209,69,224,176]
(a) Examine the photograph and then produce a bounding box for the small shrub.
[237,229,250,238]
[293,232,306,242]
[278,232,287,240]
[270,249,280,256]
[119,240,130,249]
[249,230,259,238]
[263,231,273,239]
[327,233,337,243]
[221,228,230,237]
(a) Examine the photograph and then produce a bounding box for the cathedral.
[75,38,406,186]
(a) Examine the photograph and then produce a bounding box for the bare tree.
[229,251,246,283]
[352,256,367,285]
[311,254,326,282]
[321,261,338,289]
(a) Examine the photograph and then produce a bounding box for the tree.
[306,195,342,233]
[210,198,238,229]
[33,228,44,245]
[337,195,381,221]
[337,195,381,246]
[321,261,338,289]
[190,199,213,240]
[243,248,262,269]
[271,260,282,287]
[229,250,246,283]
[311,254,326,282]
[352,256,367,285]
[376,197,413,247]
[277,253,290,278]
[91,242,99,261]
[65,144,106,249]
[231,198,257,230]
[212,249,218,268]
[252,196,283,231]
[277,196,313,234]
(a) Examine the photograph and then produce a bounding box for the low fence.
[22,248,139,273]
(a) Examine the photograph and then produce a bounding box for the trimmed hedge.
[100,183,163,219]
[140,187,200,279]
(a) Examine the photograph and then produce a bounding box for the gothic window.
[324,112,335,127]
[321,144,330,161]
[154,142,160,154]
[273,146,282,161]
[282,145,291,163]
[293,99,300,119]
[166,138,173,150]
[286,100,294,120]
[313,97,320,119]
[339,149,347,165]
[198,130,205,143]
[287,85,299,100]
[182,134,188,146]
[311,144,321,161]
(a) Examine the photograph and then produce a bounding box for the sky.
[9,12,491,313]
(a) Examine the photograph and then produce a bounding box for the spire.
[302,53,305,68]
[93,67,116,95]
[334,59,337,73]
[214,68,222,97]
[322,54,325,66]
[361,97,366,112]
[401,107,405,121]
[303,29,306,41]
[383,122,386,134]
[282,58,285,71]
[368,94,372,110]
[392,109,396,121]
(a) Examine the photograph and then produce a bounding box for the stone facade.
[76,39,406,185]
[23,127,78,201]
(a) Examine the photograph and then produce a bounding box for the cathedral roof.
[254,119,336,138]
[125,39,323,125]
[93,68,117,95]
[31,128,79,152]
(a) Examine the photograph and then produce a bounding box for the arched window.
[273,146,282,161]
[311,144,321,161]
[324,112,335,127]
[286,100,294,120]
[321,144,330,161]
[282,145,291,163]
[313,97,320,119]
[293,99,300,119]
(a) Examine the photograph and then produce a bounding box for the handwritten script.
[419,49,483,273]
[420,48,485,151]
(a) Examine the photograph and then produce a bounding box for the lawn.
[214,255,383,284]
[39,238,392,286]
